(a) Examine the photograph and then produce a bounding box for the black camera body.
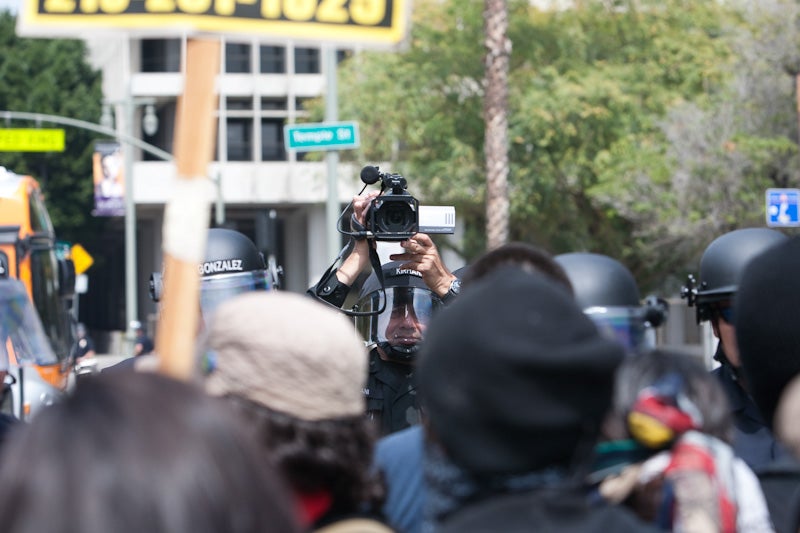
[362,167,420,241]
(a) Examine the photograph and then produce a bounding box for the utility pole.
[102,97,159,355]
[325,45,341,262]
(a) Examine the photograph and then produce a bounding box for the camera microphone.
[360,165,382,185]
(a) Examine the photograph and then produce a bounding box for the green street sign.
[284,122,359,152]
[0,128,65,152]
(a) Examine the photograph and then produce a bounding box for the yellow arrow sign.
[0,128,65,152]
[70,243,94,275]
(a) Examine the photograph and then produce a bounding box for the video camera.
[359,165,455,241]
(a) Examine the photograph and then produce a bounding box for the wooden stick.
[156,38,220,380]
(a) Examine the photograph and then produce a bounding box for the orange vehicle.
[0,166,74,417]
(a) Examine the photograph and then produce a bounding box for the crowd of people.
[0,192,799,533]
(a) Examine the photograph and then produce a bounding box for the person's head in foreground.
[594,349,772,532]
[417,267,632,529]
[203,291,385,528]
[0,371,299,533]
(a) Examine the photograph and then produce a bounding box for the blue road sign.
[766,188,800,227]
[284,121,360,152]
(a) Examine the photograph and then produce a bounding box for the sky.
[0,0,18,14]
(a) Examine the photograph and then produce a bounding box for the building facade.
[86,35,364,324]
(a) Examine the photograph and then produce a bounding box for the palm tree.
[484,0,510,249]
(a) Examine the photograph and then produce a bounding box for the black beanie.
[417,267,625,477]
[735,235,800,429]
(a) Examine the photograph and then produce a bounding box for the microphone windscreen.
[360,165,380,184]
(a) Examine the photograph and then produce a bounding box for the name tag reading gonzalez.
[25,0,407,44]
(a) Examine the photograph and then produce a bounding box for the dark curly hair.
[224,395,385,516]
[0,372,299,533]
[461,241,573,294]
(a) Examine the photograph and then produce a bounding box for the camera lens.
[376,202,416,234]
[386,206,406,226]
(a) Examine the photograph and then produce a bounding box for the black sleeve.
[307,268,352,308]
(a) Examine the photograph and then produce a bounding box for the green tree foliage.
[648,0,800,290]
[331,0,762,291]
[0,11,105,246]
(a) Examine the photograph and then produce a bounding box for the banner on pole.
[92,141,125,217]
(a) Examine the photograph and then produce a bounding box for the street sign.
[284,121,360,152]
[19,0,410,45]
[70,244,95,275]
[766,188,800,227]
[0,128,65,152]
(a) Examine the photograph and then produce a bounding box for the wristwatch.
[440,278,461,305]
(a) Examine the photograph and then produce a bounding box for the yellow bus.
[0,167,74,417]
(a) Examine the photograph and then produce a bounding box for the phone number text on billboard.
[26,0,407,43]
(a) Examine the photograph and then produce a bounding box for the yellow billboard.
[19,0,410,45]
[0,128,65,152]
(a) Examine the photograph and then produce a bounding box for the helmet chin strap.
[377,341,418,363]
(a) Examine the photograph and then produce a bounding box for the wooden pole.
[156,38,220,380]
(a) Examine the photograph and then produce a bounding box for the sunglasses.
[715,306,734,324]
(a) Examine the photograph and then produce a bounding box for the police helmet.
[150,229,274,316]
[354,261,439,363]
[198,228,274,320]
[555,252,660,353]
[684,228,787,323]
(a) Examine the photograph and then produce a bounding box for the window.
[226,97,252,111]
[227,118,253,161]
[261,97,287,111]
[30,248,70,358]
[294,47,320,74]
[260,45,286,74]
[140,39,181,73]
[29,190,53,234]
[225,43,251,73]
[261,119,285,161]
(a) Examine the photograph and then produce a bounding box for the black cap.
[418,266,624,477]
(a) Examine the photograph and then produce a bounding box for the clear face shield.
[583,306,650,354]
[196,270,272,376]
[199,270,272,323]
[355,287,437,356]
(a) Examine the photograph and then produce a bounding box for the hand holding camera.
[357,166,455,241]
[390,233,457,298]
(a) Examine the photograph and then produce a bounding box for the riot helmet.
[683,228,787,323]
[198,228,274,321]
[354,261,439,363]
[555,252,663,353]
[150,228,274,320]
